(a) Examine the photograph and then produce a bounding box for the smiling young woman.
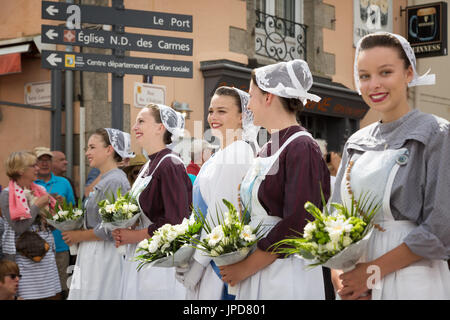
[64,128,133,300]
[177,86,256,300]
[112,104,192,300]
[330,32,450,300]
[217,61,331,300]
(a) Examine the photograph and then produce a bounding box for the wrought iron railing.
[255,9,308,62]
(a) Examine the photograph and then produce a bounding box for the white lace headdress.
[156,104,185,142]
[254,59,321,105]
[105,128,135,159]
[231,87,261,152]
[353,31,436,95]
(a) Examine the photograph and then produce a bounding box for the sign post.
[41,0,194,130]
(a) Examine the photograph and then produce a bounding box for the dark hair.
[251,70,304,115]
[359,34,411,70]
[94,128,123,163]
[213,86,242,113]
[145,104,173,145]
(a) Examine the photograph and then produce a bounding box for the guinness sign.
[406,2,448,58]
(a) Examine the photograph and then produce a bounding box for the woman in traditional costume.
[331,32,450,300]
[177,86,257,300]
[219,60,331,299]
[64,128,133,300]
[113,104,192,300]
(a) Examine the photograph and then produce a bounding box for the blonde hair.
[5,151,37,181]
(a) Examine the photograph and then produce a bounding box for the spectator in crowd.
[34,147,75,299]
[0,259,23,300]
[186,138,216,184]
[315,139,342,199]
[122,154,147,186]
[0,151,61,300]
[52,150,78,202]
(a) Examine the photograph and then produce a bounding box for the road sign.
[41,25,193,56]
[41,50,193,78]
[42,1,192,32]
[134,82,166,107]
[24,81,51,106]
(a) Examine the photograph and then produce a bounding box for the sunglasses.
[6,274,22,280]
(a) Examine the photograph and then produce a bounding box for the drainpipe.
[79,46,85,199]
[65,0,74,180]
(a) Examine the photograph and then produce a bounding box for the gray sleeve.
[0,190,40,235]
[402,127,450,260]
[92,173,131,241]
[329,142,350,206]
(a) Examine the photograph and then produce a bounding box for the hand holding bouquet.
[46,198,85,255]
[98,188,141,255]
[191,199,265,294]
[134,215,203,271]
[271,191,381,271]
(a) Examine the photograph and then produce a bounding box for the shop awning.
[0,52,22,75]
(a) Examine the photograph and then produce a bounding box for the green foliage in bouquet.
[190,199,265,257]
[46,197,84,222]
[97,187,140,222]
[270,189,381,266]
[134,215,203,271]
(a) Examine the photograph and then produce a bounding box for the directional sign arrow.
[45,29,58,40]
[41,50,193,78]
[41,25,193,56]
[41,1,192,32]
[46,53,62,66]
[46,5,59,16]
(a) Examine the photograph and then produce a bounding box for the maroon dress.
[255,126,334,299]
[138,148,193,236]
[256,125,330,251]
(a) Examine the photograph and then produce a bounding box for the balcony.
[255,9,308,62]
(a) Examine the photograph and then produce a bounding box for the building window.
[255,0,307,62]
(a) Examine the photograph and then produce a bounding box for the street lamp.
[172,101,193,119]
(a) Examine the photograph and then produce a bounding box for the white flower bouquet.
[134,215,203,271]
[271,191,381,272]
[46,198,85,255]
[97,188,141,255]
[191,199,266,294]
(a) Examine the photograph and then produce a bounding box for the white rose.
[137,239,149,250]
[174,223,188,236]
[148,238,160,253]
[129,204,139,213]
[160,242,171,252]
[166,229,179,243]
[73,209,83,216]
[303,222,316,240]
[325,241,338,252]
[59,210,69,216]
[342,236,353,247]
[210,249,220,257]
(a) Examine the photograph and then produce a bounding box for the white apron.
[119,154,186,300]
[237,131,325,300]
[342,148,450,300]
[68,240,123,300]
[68,191,124,300]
